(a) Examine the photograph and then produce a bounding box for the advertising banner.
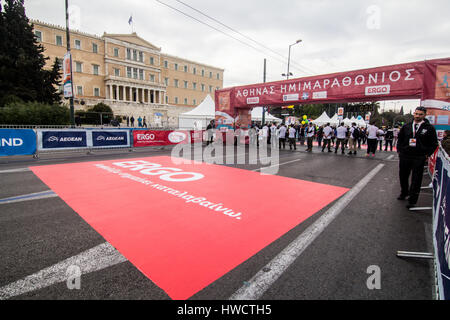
[0,129,36,156]
[63,52,73,99]
[432,148,450,300]
[39,131,87,150]
[92,131,130,148]
[133,130,191,147]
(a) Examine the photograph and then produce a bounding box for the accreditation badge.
[409,138,417,147]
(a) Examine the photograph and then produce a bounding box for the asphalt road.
[0,143,435,300]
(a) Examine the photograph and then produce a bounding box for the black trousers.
[279,138,286,149]
[335,138,345,152]
[385,140,393,151]
[289,138,296,150]
[306,137,314,150]
[367,139,377,154]
[399,155,426,204]
[322,139,331,151]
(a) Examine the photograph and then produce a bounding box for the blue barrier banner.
[41,131,87,149]
[92,131,129,147]
[433,148,450,300]
[0,129,36,156]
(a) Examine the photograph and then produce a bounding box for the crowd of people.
[247,121,401,156]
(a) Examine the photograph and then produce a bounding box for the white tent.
[329,113,340,126]
[311,111,331,126]
[251,107,282,123]
[343,117,352,126]
[178,95,215,129]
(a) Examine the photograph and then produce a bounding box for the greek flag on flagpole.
[128,15,133,25]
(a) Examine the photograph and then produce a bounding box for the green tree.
[0,0,61,107]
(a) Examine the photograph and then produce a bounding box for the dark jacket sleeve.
[397,126,407,154]
[423,125,438,157]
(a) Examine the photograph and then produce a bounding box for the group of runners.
[248,122,401,156]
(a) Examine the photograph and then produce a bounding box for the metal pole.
[65,0,75,128]
[287,45,292,80]
[262,59,266,126]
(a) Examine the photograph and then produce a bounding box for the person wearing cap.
[397,107,438,209]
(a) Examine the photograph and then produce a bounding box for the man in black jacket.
[397,107,438,208]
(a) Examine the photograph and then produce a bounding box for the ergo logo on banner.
[112,160,204,182]
[137,133,156,141]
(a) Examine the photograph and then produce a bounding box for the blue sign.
[433,150,450,299]
[92,131,129,147]
[42,131,87,149]
[0,129,36,156]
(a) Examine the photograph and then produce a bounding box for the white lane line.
[252,159,302,172]
[229,163,385,300]
[0,191,58,205]
[0,168,31,173]
[0,242,126,300]
[386,155,395,160]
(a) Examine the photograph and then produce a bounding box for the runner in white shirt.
[335,123,348,154]
[306,122,316,152]
[322,123,333,152]
[366,122,379,156]
[288,125,297,150]
[278,124,287,149]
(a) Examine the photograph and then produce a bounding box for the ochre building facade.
[32,20,224,127]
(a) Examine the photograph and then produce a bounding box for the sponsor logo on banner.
[42,131,87,149]
[92,131,128,147]
[247,97,260,104]
[365,85,391,96]
[0,129,36,156]
[302,92,309,100]
[168,131,187,143]
[313,91,327,99]
[283,94,299,102]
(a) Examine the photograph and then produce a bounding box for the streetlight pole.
[65,0,75,128]
[286,39,302,80]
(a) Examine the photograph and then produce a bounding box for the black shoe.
[406,203,416,209]
[397,194,407,200]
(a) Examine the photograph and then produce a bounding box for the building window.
[114,47,119,57]
[127,48,131,60]
[193,67,196,75]
[77,86,83,96]
[174,63,178,71]
[174,79,179,88]
[193,82,197,90]
[193,99,196,105]
[164,77,169,86]
[201,69,205,77]
[174,97,179,104]
[164,60,168,68]
[94,88,100,97]
[92,43,98,53]
[56,35,63,46]
[75,62,82,73]
[201,84,205,92]
[114,68,120,77]
[184,98,188,105]
[184,81,188,89]
[74,39,81,50]
[209,85,213,92]
[55,58,63,71]
[133,68,138,79]
[150,57,154,65]
[217,73,220,80]
[209,71,212,78]
[92,64,99,75]
[139,69,144,80]
[165,96,168,104]
[184,65,188,72]
[149,74,155,82]
[133,50,137,61]
[34,30,42,42]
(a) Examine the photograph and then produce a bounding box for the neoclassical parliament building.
[32,20,224,127]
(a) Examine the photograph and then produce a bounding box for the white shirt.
[336,126,347,139]
[288,127,296,138]
[367,125,379,139]
[306,126,315,138]
[279,126,287,138]
[377,129,385,141]
[323,126,333,139]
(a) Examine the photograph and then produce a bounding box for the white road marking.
[0,168,30,173]
[386,155,395,160]
[0,191,58,205]
[0,242,126,300]
[229,163,385,300]
[252,159,302,172]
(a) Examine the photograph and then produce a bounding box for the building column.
[123,86,126,101]
[109,85,113,101]
[115,85,119,101]
[129,87,133,102]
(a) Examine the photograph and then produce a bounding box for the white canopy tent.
[178,95,215,130]
[329,114,340,126]
[311,111,331,126]
[251,107,282,123]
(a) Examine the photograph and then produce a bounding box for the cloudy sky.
[22,0,450,112]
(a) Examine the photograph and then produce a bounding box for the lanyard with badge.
[410,122,421,147]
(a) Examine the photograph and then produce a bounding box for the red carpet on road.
[30,156,348,299]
